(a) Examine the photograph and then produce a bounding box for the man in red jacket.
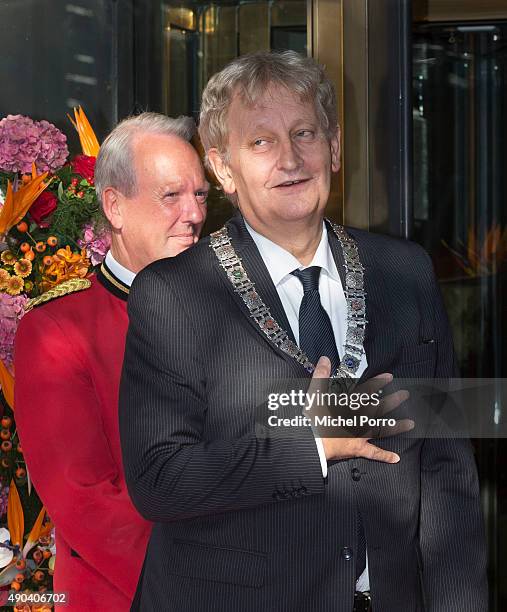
[14,112,208,610]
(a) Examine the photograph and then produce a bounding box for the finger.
[378,389,410,415]
[376,418,415,438]
[357,418,413,439]
[360,387,409,420]
[357,372,393,396]
[312,356,332,379]
[306,357,332,410]
[357,442,400,463]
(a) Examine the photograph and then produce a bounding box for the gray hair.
[95,112,196,204]
[199,50,337,164]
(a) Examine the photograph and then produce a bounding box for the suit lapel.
[326,222,396,381]
[325,219,346,288]
[348,229,396,381]
[212,214,304,374]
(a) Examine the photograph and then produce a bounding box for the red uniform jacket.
[14,266,151,611]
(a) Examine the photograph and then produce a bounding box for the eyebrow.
[241,122,273,137]
[244,119,318,137]
[162,180,210,192]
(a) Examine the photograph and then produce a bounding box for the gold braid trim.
[25,278,92,312]
[100,263,130,295]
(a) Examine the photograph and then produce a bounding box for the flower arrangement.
[442,223,507,278]
[0,108,107,596]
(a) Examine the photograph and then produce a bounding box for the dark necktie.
[291,266,340,372]
[292,266,366,579]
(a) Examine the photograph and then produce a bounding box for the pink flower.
[0,292,28,370]
[36,120,69,172]
[0,115,39,174]
[0,114,69,174]
[78,223,111,266]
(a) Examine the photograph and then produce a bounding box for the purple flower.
[0,114,69,174]
[78,223,111,266]
[0,292,28,370]
[36,119,69,172]
[0,115,38,174]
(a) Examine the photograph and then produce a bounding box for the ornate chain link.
[210,220,367,378]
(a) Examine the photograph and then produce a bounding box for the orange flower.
[442,223,507,277]
[68,107,100,157]
[0,251,16,265]
[0,360,14,408]
[6,276,24,296]
[55,245,89,268]
[22,506,52,558]
[7,480,24,548]
[0,168,50,235]
[40,246,90,291]
[0,269,9,289]
[13,259,32,278]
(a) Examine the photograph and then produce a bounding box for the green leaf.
[55,164,72,184]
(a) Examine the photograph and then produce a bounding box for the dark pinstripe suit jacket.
[119,214,487,612]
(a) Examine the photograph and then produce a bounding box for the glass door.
[153,0,308,232]
[413,21,507,610]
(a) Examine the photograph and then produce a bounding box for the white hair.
[94,112,196,204]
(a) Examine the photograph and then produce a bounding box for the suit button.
[351,467,361,481]
[341,547,353,561]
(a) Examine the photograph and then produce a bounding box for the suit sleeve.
[14,309,149,601]
[416,248,488,611]
[119,266,325,523]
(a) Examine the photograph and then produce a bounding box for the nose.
[180,194,206,226]
[277,136,303,172]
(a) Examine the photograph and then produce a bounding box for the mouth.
[273,178,311,189]
[171,233,198,243]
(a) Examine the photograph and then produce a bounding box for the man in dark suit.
[119,51,487,611]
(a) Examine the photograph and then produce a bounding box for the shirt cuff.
[314,435,328,478]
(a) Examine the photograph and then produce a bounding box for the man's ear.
[207,149,236,195]
[102,187,123,230]
[330,125,341,173]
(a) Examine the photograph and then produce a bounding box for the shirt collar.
[243,219,340,286]
[105,251,136,287]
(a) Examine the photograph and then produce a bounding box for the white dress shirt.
[244,219,368,381]
[244,220,370,591]
[105,251,136,287]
